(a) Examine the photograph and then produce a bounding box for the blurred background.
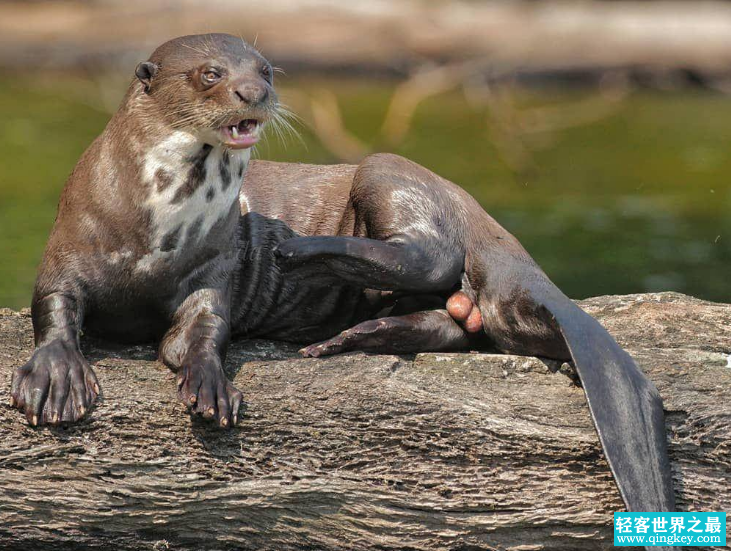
[0,0,730,309]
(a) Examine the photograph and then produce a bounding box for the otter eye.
[201,70,221,85]
[260,65,272,83]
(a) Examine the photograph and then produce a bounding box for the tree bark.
[0,292,729,551]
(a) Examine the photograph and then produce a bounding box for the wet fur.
[13,34,275,428]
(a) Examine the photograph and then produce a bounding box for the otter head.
[134,33,276,150]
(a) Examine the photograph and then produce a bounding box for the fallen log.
[0,292,729,550]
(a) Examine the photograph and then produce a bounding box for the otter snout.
[232,79,270,107]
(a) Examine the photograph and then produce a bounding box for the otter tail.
[528,281,676,520]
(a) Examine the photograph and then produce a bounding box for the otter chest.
[136,133,249,272]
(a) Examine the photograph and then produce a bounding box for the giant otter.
[9,34,674,532]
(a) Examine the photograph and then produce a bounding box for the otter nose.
[233,83,269,106]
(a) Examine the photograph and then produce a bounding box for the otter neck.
[135,129,250,271]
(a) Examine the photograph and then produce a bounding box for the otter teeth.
[226,120,260,142]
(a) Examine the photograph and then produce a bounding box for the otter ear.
[135,61,159,93]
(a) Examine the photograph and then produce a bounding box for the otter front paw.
[10,340,100,426]
[176,351,243,428]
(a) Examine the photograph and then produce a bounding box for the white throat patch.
[136,131,249,272]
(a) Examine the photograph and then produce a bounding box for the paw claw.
[177,353,243,429]
[12,340,97,427]
[301,346,320,358]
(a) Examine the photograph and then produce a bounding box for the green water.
[0,75,729,309]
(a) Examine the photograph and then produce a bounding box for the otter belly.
[230,211,367,343]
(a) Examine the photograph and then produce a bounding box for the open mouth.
[220,119,261,149]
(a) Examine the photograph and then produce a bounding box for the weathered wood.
[0,292,729,551]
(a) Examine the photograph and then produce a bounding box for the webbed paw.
[10,340,99,426]
[177,351,243,428]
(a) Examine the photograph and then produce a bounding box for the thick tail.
[531,282,676,516]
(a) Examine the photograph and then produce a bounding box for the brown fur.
[12,34,276,428]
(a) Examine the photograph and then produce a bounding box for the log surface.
[0,292,729,551]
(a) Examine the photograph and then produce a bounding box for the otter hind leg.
[300,309,473,357]
[275,153,467,293]
[274,234,463,293]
